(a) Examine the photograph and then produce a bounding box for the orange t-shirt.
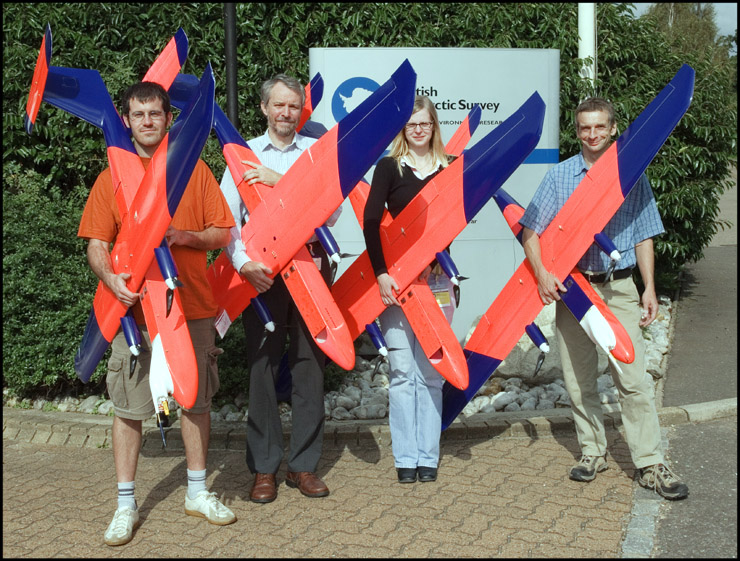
[78,158,235,321]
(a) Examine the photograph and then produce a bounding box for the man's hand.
[377,273,400,307]
[640,287,658,327]
[239,261,274,293]
[87,238,139,307]
[241,160,282,187]
[522,227,567,305]
[535,270,567,305]
[165,225,187,247]
[635,238,658,327]
[106,272,139,308]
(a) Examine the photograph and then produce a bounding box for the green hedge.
[3,3,736,399]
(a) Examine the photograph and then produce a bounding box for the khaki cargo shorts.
[106,318,222,420]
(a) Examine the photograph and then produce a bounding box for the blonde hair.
[388,95,449,174]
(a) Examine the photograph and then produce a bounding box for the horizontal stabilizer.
[399,281,469,390]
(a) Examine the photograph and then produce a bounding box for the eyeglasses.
[128,110,166,122]
[404,121,434,132]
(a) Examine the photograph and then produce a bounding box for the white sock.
[187,468,207,500]
[117,481,136,511]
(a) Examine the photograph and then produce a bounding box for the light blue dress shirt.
[219,131,340,273]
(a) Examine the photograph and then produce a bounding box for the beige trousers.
[556,277,663,469]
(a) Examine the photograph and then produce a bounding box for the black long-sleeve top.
[363,156,448,277]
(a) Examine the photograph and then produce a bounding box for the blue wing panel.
[441,350,502,430]
[74,309,111,382]
[43,67,134,154]
[559,276,591,322]
[616,64,695,198]
[335,59,416,198]
[164,64,215,217]
[462,92,546,222]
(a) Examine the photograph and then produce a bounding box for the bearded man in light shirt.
[219,74,340,504]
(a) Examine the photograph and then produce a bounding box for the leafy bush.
[2,163,103,396]
[2,3,735,398]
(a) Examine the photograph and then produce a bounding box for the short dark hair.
[120,81,171,116]
[574,97,615,127]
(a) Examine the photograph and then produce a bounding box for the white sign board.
[309,47,560,341]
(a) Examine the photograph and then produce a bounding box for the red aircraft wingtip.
[611,344,635,365]
[325,343,356,372]
[142,27,189,88]
[435,357,470,391]
[24,24,52,135]
[297,72,324,131]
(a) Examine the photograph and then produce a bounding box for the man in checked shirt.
[519,97,688,501]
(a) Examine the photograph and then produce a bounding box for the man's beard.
[273,119,296,138]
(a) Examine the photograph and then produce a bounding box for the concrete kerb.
[4,397,736,450]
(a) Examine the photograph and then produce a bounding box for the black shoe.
[418,467,437,482]
[396,468,417,483]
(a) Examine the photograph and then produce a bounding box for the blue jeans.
[379,273,455,469]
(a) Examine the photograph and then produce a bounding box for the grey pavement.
[3,171,737,558]
[646,164,738,560]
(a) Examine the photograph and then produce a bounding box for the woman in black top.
[363,95,456,484]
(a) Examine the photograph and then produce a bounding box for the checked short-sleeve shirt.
[519,152,665,273]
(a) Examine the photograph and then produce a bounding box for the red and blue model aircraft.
[168,71,359,370]
[347,104,483,234]
[341,105,482,368]
[331,93,547,390]
[269,105,483,392]
[441,64,695,430]
[179,60,418,371]
[491,186,635,372]
[25,26,215,443]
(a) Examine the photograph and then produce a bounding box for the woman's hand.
[377,273,400,306]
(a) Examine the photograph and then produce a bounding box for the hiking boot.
[104,506,139,546]
[569,455,608,482]
[185,490,237,525]
[637,463,689,500]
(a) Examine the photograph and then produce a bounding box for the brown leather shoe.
[285,471,330,498]
[250,473,277,503]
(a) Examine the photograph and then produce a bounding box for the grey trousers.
[556,276,663,469]
[242,249,330,474]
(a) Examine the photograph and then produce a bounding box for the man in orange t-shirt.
[77,82,236,546]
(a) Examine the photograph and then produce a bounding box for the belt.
[581,268,633,284]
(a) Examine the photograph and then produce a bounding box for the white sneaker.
[104,506,139,546]
[185,490,236,525]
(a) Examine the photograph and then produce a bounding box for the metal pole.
[224,3,239,129]
[578,3,597,93]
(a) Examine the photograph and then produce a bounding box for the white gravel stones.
[97,401,115,415]
[7,299,673,424]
